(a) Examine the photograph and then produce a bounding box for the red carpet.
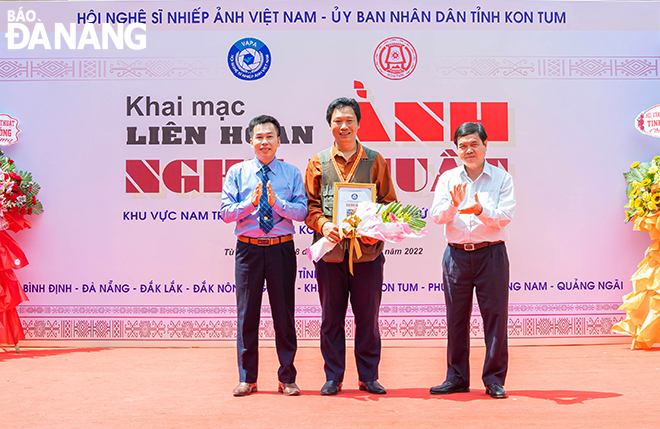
[0,344,656,428]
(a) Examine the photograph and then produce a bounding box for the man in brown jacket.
[304,97,397,396]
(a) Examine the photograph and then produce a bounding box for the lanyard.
[331,144,364,183]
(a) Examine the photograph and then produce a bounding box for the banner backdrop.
[1,0,658,346]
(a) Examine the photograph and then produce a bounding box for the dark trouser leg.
[317,257,349,382]
[265,241,298,383]
[235,241,265,383]
[349,253,384,382]
[443,245,475,387]
[474,243,509,386]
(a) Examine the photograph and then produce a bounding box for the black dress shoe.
[232,382,258,397]
[278,382,301,396]
[430,380,470,395]
[485,383,508,399]
[358,380,387,394]
[321,380,342,396]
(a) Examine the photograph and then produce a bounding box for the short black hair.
[326,97,361,125]
[453,122,488,145]
[248,115,281,138]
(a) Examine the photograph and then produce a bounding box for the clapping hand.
[251,181,276,207]
[459,193,483,215]
[450,183,483,215]
[266,181,276,206]
[450,183,467,207]
[251,182,263,206]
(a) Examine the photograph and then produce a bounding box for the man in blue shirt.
[220,115,308,397]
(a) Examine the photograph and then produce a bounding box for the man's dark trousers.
[235,240,297,383]
[442,242,509,387]
[316,252,384,383]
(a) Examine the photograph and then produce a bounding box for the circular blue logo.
[351,193,358,200]
[227,37,271,81]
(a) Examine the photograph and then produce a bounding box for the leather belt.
[238,234,293,246]
[449,241,503,251]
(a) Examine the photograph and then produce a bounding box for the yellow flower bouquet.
[624,156,660,229]
[614,155,660,348]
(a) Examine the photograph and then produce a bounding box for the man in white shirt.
[429,122,516,399]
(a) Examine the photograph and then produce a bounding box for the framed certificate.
[333,183,376,225]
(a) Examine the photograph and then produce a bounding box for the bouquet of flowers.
[376,201,426,233]
[624,157,660,229]
[0,154,43,232]
[0,150,43,348]
[308,201,427,273]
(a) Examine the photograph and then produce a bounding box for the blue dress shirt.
[219,158,308,237]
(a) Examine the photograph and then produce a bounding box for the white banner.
[2,0,657,345]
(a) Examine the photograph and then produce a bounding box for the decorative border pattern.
[2,57,659,81]
[0,58,215,81]
[18,303,625,341]
[18,302,622,316]
[436,57,660,79]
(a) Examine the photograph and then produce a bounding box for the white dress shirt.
[430,162,516,244]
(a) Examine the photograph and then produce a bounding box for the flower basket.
[613,159,660,349]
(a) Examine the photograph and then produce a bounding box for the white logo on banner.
[636,105,660,138]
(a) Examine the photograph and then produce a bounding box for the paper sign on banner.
[0,114,20,146]
[636,105,660,138]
